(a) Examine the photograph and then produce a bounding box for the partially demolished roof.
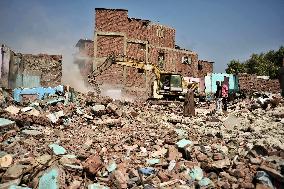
[95,8,128,12]
[75,39,94,47]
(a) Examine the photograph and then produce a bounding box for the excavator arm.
[88,54,162,95]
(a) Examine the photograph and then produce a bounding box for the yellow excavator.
[88,54,198,100]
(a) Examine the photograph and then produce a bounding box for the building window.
[139,44,146,50]
[182,56,191,64]
[158,52,165,69]
[198,63,203,71]
[156,27,164,38]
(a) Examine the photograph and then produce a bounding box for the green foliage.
[226,60,246,74]
[226,46,284,79]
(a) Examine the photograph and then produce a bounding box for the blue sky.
[0,0,283,72]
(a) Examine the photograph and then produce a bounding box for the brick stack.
[238,73,280,93]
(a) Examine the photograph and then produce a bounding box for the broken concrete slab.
[189,166,203,181]
[47,111,64,123]
[92,105,106,112]
[147,158,160,165]
[21,129,42,136]
[176,139,192,148]
[0,118,15,128]
[211,158,231,169]
[106,161,117,173]
[88,183,110,189]
[2,164,29,182]
[0,154,13,168]
[48,144,66,155]
[36,154,52,165]
[0,178,21,189]
[38,167,65,189]
[5,106,20,115]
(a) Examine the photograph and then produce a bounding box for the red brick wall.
[126,43,146,61]
[127,19,175,48]
[97,36,124,57]
[198,60,213,78]
[147,47,198,77]
[95,9,175,49]
[85,42,94,57]
[124,67,146,88]
[94,64,124,85]
[238,73,280,93]
[95,9,128,33]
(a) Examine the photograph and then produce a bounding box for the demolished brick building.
[76,8,213,98]
[0,45,62,89]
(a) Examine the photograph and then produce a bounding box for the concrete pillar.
[93,32,98,71]
[145,43,149,63]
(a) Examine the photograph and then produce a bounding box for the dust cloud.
[62,52,93,93]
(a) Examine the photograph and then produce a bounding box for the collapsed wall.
[0,44,62,89]
[18,54,62,87]
[238,73,280,93]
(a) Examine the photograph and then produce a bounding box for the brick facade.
[238,73,280,94]
[197,60,214,78]
[84,8,214,98]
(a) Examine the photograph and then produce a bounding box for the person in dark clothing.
[215,81,222,113]
[221,81,229,112]
[184,83,195,117]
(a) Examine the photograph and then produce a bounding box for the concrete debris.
[46,110,64,123]
[0,89,283,188]
[0,154,13,168]
[48,143,67,155]
[5,106,20,115]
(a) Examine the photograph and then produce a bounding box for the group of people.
[215,81,229,113]
[183,80,229,117]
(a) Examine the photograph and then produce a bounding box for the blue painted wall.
[13,85,64,102]
[205,73,239,94]
[15,74,41,88]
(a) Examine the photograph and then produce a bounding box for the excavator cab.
[158,73,183,96]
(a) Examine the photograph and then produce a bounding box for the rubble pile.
[0,90,284,189]
[238,73,280,94]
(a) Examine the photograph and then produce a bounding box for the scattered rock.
[0,154,13,168]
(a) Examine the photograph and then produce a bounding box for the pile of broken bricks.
[0,90,284,188]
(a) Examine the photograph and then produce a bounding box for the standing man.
[222,81,229,112]
[184,83,195,117]
[215,81,222,113]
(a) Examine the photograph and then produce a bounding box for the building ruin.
[0,45,62,89]
[76,8,214,98]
